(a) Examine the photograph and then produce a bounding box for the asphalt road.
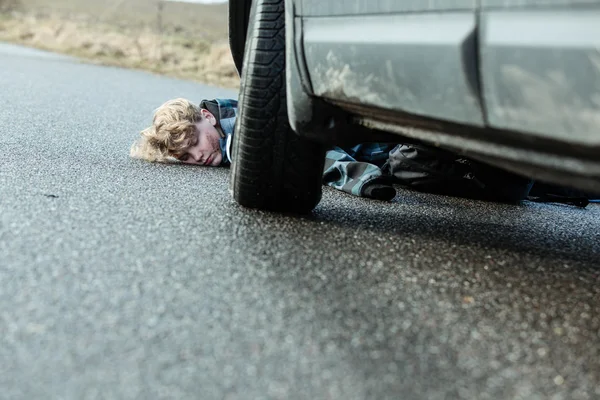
[1,42,599,400]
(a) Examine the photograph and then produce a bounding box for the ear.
[201,109,217,126]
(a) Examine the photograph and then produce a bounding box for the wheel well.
[228,0,253,75]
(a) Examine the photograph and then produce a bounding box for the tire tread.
[231,0,324,213]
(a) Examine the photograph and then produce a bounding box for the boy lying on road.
[131,98,594,207]
[131,98,399,201]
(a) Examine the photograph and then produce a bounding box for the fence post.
[157,0,164,35]
[156,0,164,61]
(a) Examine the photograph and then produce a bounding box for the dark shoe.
[363,183,396,201]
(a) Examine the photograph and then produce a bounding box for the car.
[227,0,600,213]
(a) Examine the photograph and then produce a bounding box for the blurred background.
[0,0,239,87]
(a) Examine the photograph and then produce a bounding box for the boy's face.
[178,109,222,166]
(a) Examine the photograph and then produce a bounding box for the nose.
[192,151,203,163]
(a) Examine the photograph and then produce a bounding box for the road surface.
[1,42,599,400]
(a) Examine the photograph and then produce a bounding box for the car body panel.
[302,13,486,126]
[481,9,600,145]
[482,0,599,8]
[297,0,475,16]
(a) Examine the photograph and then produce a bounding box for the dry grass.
[0,0,240,88]
[18,0,230,41]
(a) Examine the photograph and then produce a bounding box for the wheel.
[230,0,326,213]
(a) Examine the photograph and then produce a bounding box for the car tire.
[230,0,326,213]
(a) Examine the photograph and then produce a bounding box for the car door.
[479,0,600,146]
[297,0,487,127]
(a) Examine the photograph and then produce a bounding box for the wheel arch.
[228,0,253,75]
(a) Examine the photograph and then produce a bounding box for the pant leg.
[323,146,395,200]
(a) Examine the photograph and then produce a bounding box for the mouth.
[204,155,213,166]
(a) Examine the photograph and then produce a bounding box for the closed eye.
[178,154,189,161]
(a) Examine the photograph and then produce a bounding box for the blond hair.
[130,98,202,162]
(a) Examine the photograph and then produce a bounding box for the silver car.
[228,0,600,212]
